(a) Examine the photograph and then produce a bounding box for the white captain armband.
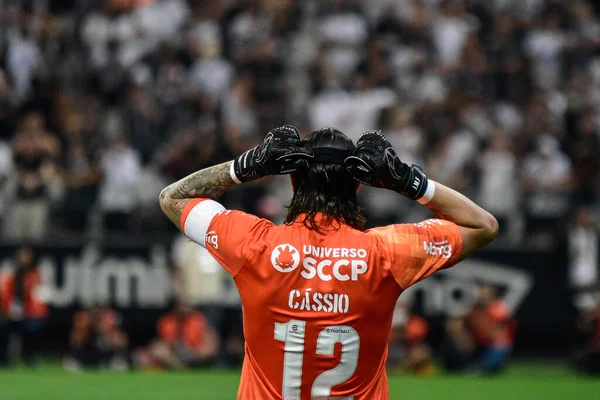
[180,199,226,247]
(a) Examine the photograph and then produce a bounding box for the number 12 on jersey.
[274,320,360,400]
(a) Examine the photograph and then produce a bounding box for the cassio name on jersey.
[271,244,368,282]
[288,288,350,314]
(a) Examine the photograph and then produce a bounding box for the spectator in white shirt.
[523,135,573,238]
[427,124,478,189]
[187,20,234,105]
[134,0,191,47]
[0,139,13,230]
[222,75,259,154]
[319,1,369,80]
[4,113,60,241]
[6,27,41,102]
[228,1,273,63]
[80,3,140,69]
[569,208,599,289]
[99,134,141,232]
[523,135,573,194]
[308,76,397,142]
[524,12,568,89]
[478,127,520,219]
[431,0,478,69]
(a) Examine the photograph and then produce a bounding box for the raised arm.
[421,182,498,259]
[159,161,235,230]
[345,130,498,260]
[159,125,313,231]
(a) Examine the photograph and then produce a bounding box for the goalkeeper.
[159,126,498,399]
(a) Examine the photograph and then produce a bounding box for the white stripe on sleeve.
[182,200,226,247]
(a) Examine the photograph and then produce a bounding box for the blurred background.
[0,0,599,389]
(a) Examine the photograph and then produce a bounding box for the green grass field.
[0,362,599,399]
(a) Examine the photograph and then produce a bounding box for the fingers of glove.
[357,129,385,139]
[356,130,386,145]
[270,125,301,143]
[356,140,390,157]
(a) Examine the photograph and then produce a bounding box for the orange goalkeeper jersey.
[181,199,463,400]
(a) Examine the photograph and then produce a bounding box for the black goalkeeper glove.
[232,125,314,183]
[344,130,428,200]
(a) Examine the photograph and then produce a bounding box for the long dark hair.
[285,128,366,231]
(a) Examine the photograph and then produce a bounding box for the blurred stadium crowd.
[0,0,599,374]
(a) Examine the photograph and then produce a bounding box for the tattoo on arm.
[162,161,235,200]
[159,161,236,229]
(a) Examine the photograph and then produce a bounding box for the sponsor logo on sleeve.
[271,244,300,273]
[205,231,219,249]
[423,241,453,259]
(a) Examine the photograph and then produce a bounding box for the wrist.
[232,148,263,183]
[417,179,436,204]
[229,161,242,184]
[392,164,429,200]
